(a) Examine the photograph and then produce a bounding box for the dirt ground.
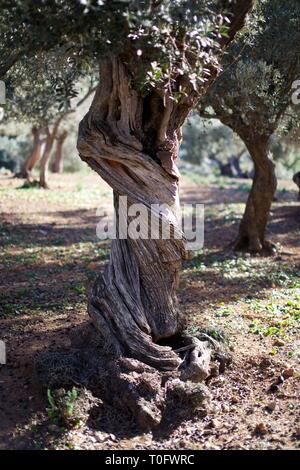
[0,170,299,450]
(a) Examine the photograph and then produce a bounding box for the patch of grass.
[249,318,285,337]
[18,180,40,189]
[269,267,300,288]
[184,325,227,342]
[71,284,86,295]
[248,295,300,338]
[0,185,112,209]
[47,388,80,427]
[214,302,232,317]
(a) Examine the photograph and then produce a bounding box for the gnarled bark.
[78,57,196,371]
[234,134,277,253]
[51,130,67,173]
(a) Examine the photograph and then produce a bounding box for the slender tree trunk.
[39,132,52,189]
[51,131,67,173]
[234,134,277,253]
[39,117,63,188]
[17,127,44,179]
[77,57,199,371]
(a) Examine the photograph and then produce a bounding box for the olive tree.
[5,53,96,186]
[1,0,253,424]
[199,0,300,253]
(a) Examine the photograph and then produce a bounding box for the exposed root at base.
[233,235,278,256]
[34,323,231,430]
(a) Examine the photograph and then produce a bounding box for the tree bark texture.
[39,132,53,189]
[235,134,277,253]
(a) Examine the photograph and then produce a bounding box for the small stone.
[269,382,280,393]
[95,432,109,443]
[282,368,295,379]
[221,404,230,413]
[260,358,272,369]
[273,338,285,347]
[205,420,216,429]
[254,422,268,436]
[210,364,219,378]
[231,395,239,404]
[266,402,276,412]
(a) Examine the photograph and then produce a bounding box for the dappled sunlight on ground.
[0,171,299,450]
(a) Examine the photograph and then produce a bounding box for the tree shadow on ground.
[0,320,83,449]
[269,204,300,236]
[0,208,113,248]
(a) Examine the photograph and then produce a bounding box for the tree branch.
[220,0,255,50]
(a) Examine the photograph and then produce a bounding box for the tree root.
[233,234,278,256]
[179,337,211,382]
[34,322,231,430]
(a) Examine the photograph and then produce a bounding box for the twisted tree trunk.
[51,131,67,173]
[36,3,253,428]
[234,134,277,253]
[78,57,196,371]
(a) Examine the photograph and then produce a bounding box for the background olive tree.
[199,0,300,253]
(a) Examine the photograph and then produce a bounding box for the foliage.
[180,113,300,177]
[0,1,247,101]
[271,133,300,176]
[0,134,32,171]
[0,1,253,177]
[3,55,95,127]
[180,113,249,168]
[0,74,96,172]
[199,0,300,139]
[47,388,80,426]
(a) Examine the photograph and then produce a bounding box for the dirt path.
[0,172,299,450]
